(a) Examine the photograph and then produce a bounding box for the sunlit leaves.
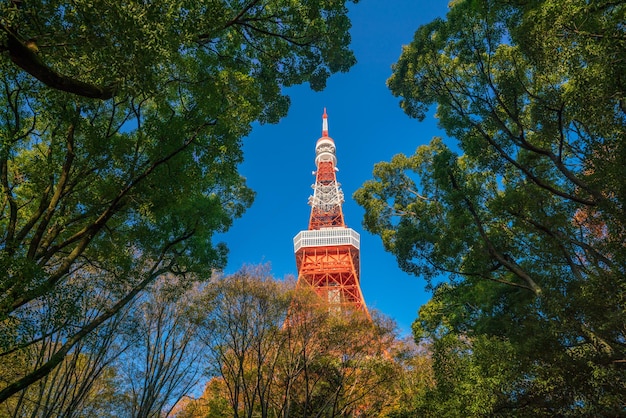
[1,0,358,101]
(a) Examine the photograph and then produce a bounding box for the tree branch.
[448,171,542,295]
[0,228,194,403]
[3,29,116,100]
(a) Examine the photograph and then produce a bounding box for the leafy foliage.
[0,0,360,403]
[355,0,626,414]
[1,0,358,100]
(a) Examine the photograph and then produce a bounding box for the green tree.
[0,84,253,403]
[1,0,357,99]
[0,0,359,403]
[355,0,625,414]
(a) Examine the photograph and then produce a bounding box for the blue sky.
[219,1,451,335]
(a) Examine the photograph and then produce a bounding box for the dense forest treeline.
[1,0,624,416]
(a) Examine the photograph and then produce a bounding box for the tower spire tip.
[322,108,329,137]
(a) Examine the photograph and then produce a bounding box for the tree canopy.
[355,0,625,414]
[1,0,357,101]
[0,0,359,402]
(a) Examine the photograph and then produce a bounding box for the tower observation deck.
[293,109,368,314]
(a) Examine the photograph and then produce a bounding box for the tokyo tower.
[293,109,368,314]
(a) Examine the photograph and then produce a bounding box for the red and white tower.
[293,109,368,314]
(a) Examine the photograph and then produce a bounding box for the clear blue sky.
[219,1,451,335]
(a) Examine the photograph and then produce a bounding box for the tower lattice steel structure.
[293,109,368,314]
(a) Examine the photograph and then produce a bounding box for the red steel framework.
[293,109,368,314]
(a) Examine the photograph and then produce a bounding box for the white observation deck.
[293,228,360,253]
